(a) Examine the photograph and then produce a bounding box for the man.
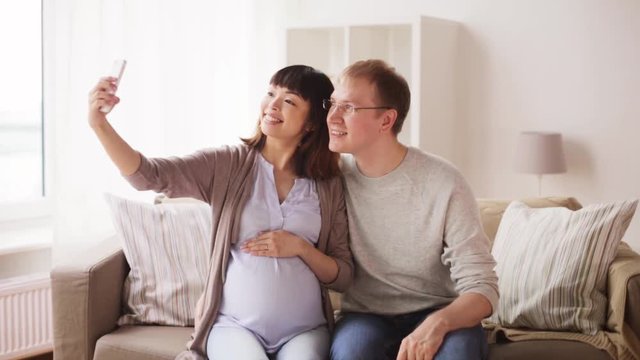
[326,59,499,360]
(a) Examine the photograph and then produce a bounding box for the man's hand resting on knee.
[397,312,448,360]
[396,293,493,360]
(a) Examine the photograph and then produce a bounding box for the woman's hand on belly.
[241,230,339,284]
[241,230,307,258]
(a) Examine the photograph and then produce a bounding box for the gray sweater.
[340,147,499,315]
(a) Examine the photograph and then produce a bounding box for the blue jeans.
[330,309,488,360]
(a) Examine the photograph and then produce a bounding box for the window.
[0,0,43,204]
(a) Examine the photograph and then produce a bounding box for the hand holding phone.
[99,59,127,113]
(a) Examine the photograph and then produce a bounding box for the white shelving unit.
[286,16,459,160]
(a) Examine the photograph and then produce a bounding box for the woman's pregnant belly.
[217,249,326,346]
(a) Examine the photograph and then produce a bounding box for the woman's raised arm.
[88,76,141,176]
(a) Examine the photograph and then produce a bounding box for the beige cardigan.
[125,144,353,359]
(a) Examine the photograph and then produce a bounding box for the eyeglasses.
[322,99,392,116]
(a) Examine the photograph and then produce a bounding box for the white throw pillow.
[105,193,211,326]
[489,199,638,334]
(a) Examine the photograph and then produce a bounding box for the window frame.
[0,0,51,225]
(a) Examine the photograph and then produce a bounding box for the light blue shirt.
[214,154,325,352]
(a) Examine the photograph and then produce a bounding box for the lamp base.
[537,174,542,197]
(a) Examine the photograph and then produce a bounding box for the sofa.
[51,197,640,360]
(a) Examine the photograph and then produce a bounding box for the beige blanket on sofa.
[484,242,640,360]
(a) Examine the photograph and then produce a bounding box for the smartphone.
[99,59,127,113]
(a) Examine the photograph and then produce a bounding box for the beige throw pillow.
[105,193,211,326]
[489,199,638,334]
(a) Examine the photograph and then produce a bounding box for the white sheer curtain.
[46,0,270,263]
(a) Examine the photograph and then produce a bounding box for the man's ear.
[379,109,398,133]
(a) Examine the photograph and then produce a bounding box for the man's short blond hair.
[340,59,411,135]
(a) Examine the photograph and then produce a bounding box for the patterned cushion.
[105,193,211,326]
[477,197,582,248]
[489,199,638,334]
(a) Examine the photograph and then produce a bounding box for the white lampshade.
[515,131,567,174]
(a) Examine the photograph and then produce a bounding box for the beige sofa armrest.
[606,242,640,351]
[625,274,640,337]
[624,276,640,338]
[51,236,128,360]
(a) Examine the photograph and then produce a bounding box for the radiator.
[0,273,52,360]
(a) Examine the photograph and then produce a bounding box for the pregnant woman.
[88,64,353,360]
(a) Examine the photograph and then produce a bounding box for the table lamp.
[514,131,567,196]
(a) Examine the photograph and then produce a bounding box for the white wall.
[275,0,640,250]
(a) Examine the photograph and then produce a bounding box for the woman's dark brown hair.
[242,65,339,180]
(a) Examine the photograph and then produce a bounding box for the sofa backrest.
[477,197,582,248]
